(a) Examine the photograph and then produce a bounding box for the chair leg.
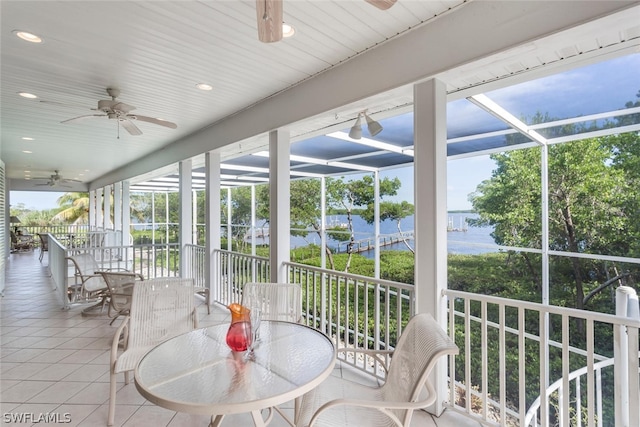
[108,371,118,426]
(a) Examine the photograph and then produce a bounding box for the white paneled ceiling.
[2,1,639,191]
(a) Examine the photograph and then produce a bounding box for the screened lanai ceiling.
[131,52,640,192]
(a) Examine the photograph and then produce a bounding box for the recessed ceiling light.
[21,137,34,140]
[196,83,213,91]
[25,177,31,180]
[13,30,42,43]
[24,170,30,173]
[283,23,295,38]
[22,150,32,154]
[18,92,38,99]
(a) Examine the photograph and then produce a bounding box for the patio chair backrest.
[241,282,302,323]
[38,233,49,250]
[101,271,144,295]
[381,313,459,424]
[67,253,107,292]
[127,278,197,350]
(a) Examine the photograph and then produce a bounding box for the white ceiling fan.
[256,0,396,43]
[61,88,177,137]
[33,170,81,188]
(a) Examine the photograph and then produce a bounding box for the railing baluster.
[499,303,506,426]
[481,300,488,421]
[561,314,570,427]
[519,306,526,426]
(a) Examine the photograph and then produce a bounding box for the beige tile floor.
[1,250,478,426]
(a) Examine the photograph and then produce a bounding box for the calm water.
[286,213,495,257]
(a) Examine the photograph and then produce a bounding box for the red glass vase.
[226,303,252,352]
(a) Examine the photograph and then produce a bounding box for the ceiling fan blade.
[120,119,143,136]
[256,0,283,43]
[112,101,136,113]
[61,114,106,124]
[132,115,177,129]
[365,0,397,10]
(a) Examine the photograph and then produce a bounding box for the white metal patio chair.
[99,271,145,325]
[108,277,198,426]
[241,282,302,323]
[37,233,48,262]
[65,253,129,311]
[295,313,459,427]
[66,253,109,305]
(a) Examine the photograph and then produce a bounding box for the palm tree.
[53,192,90,224]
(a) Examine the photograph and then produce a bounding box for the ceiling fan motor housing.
[98,99,116,112]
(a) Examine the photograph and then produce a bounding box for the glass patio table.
[134,320,336,427]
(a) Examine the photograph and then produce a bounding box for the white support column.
[89,190,96,230]
[96,188,103,230]
[205,151,221,302]
[374,171,380,279]
[122,181,130,246]
[269,129,290,283]
[251,185,256,257]
[114,183,122,238]
[414,78,448,415]
[320,177,326,270]
[226,189,232,251]
[179,160,193,276]
[103,185,112,230]
[192,189,198,244]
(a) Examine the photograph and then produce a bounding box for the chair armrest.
[110,316,130,365]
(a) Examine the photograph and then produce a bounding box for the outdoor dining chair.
[241,282,303,323]
[66,253,109,304]
[37,233,48,262]
[108,277,198,426]
[99,271,145,325]
[295,313,459,427]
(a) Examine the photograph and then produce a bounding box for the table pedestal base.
[210,407,273,427]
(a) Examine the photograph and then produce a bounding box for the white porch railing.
[285,260,415,378]
[212,249,271,304]
[184,244,206,289]
[444,289,640,427]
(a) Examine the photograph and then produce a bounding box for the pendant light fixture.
[348,113,363,139]
[364,112,383,136]
[348,111,383,139]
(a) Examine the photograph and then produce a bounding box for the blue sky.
[11,191,65,211]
